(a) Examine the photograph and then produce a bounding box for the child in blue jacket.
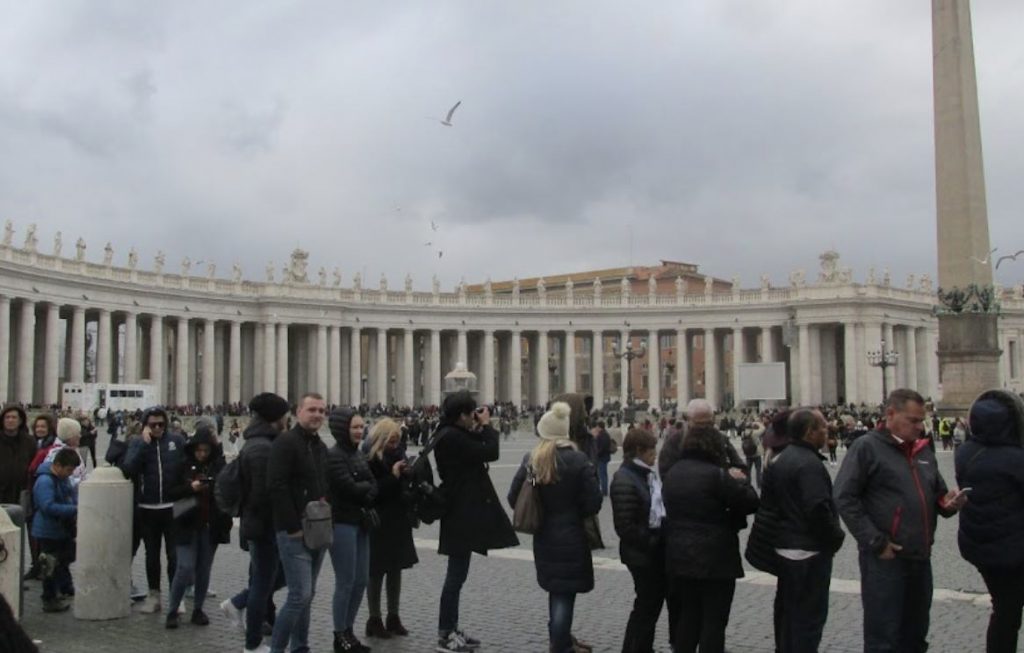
[31,447,80,613]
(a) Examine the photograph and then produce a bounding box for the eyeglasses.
[147,423,166,430]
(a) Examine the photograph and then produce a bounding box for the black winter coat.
[610,460,663,569]
[658,427,745,478]
[0,410,34,505]
[435,423,519,557]
[663,449,759,579]
[166,431,232,546]
[326,440,378,526]
[267,425,329,535]
[368,450,419,575]
[761,439,844,553]
[121,432,187,506]
[238,418,277,542]
[508,445,603,594]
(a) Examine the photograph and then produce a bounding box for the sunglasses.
[147,422,166,430]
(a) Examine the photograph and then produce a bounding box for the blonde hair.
[368,418,401,461]
[529,439,577,485]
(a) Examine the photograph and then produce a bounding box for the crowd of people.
[2,384,1024,653]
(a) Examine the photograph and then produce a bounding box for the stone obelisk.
[932,0,1000,414]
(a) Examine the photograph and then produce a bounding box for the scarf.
[633,459,666,529]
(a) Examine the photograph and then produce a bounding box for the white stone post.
[563,331,576,394]
[648,329,660,408]
[0,296,10,402]
[201,319,215,407]
[329,326,342,406]
[375,328,388,405]
[798,324,812,406]
[350,326,362,405]
[536,330,550,404]
[732,327,744,406]
[676,329,690,406]
[403,329,415,406]
[844,322,859,404]
[123,312,138,384]
[482,330,495,404]
[263,322,276,394]
[510,331,522,408]
[591,331,604,408]
[315,324,328,397]
[276,323,289,400]
[97,309,112,383]
[17,300,35,404]
[705,328,719,410]
[73,467,133,620]
[229,321,242,404]
[0,507,22,617]
[43,303,60,405]
[176,317,190,405]
[149,316,164,402]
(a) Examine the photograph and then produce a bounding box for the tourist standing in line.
[267,393,330,653]
[78,416,98,469]
[365,418,418,639]
[31,447,80,613]
[326,407,377,653]
[120,407,186,615]
[593,421,613,496]
[662,422,759,653]
[434,390,519,653]
[658,399,744,477]
[762,409,845,653]
[509,402,603,653]
[31,414,57,452]
[834,389,968,653]
[222,392,290,653]
[611,428,668,653]
[955,389,1024,653]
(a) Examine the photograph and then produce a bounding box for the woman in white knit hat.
[508,401,603,653]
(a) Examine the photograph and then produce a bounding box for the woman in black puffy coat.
[326,407,378,653]
[364,418,418,639]
[663,424,759,653]
[509,402,603,653]
[611,428,667,653]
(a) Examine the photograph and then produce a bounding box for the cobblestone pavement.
[17,431,995,652]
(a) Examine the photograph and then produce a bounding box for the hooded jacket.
[325,408,377,525]
[956,390,1024,569]
[0,406,35,505]
[31,467,77,540]
[167,429,231,545]
[835,428,955,559]
[238,417,279,542]
[120,408,187,507]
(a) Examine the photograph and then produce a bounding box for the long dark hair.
[681,424,726,466]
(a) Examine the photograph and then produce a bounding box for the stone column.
[905,326,919,392]
[316,324,328,396]
[73,467,134,620]
[482,330,495,404]
[457,329,468,366]
[123,312,138,384]
[510,331,523,407]
[844,322,859,404]
[563,331,576,394]
[428,329,441,406]
[705,328,719,409]
[591,331,604,409]
[762,326,776,363]
[0,296,10,402]
[677,330,690,406]
[43,303,60,405]
[68,306,85,384]
[149,317,164,402]
[229,321,242,404]
[376,328,388,405]
[798,324,812,406]
[882,323,896,394]
[349,327,362,405]
[329,326,342,406]
[619,330,629,406]
[403,329,415,406]
[16,300,35,404]
[263,322,276,393]
[732,327,745,406]
[97,309,112,383]
[176,317,190,405]
[647,329,660,408]
[200,320,216,407]
[276,324,289,400]
[536,330,550,404]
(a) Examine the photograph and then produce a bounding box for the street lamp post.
[548,354,558,395]
[612,337,647,408]
[866,338,899,403]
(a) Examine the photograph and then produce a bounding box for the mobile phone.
[959,487,972,493]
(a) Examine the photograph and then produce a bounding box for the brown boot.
[385,613,409,636]
[365,616,391,639]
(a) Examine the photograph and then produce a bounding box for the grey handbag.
[302,499,333,550]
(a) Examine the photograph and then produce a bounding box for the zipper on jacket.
[905,447,931,554]
[157,441,164,503]
[890,505,902,539]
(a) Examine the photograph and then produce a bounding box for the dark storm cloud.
[0,1,1021,288]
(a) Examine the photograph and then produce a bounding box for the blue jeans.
[775,553,832,653]
[271,532,326,653]
[859,552,932,653]
[168,527,215,614]
[234,537,281,650]
[597,461,609,496]
[438,553,472,634]
[329,523,369,632]
[549,592,577,653]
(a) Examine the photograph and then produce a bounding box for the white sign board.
[737,363,787,401]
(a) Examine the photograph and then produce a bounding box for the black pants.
[859,552,932,653]
[670,577,735,653]
[622,565,667,653]
[138,507,176,591]
[775,554,832,653]
[979,565,1024,653]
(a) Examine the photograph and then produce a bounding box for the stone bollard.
[0,505,23,618]
[74,466,133,620]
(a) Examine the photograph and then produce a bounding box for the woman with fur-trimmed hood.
[955,389,1024,653]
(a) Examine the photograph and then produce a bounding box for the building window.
[660,334,672,349]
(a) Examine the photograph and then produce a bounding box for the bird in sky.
[969,248,998,265]
[996,250,1024,269]
[424,241,433,247]
[428,101,462,127]
[438,251,444,259]
[430,220,439,232]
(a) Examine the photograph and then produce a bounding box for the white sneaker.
[437,632,473,653]
[138,590,162,614]
[243,646,270,653]
[221,598,245,633]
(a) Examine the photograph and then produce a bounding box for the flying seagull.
[428,101,461,127]
[970,248,998,265]
[438,251,444,259]
[423,241,433,247]
[430,220,439,232]
[996,250,1024,269]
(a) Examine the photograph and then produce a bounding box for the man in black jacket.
[764,408,845,653]
[835,389,968,653]
[220,392,289,653]
[266,393,329,653]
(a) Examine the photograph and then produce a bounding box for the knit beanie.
[56,417,82,443]
[249,392,290,422]
[537,402,571,441]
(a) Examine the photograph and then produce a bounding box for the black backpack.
[215,454,244,517]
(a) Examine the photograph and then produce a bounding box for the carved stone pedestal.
[936,313,1001,416]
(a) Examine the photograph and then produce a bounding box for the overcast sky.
[1,1,1021,290]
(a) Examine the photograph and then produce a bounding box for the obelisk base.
[936,313,1001,416]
